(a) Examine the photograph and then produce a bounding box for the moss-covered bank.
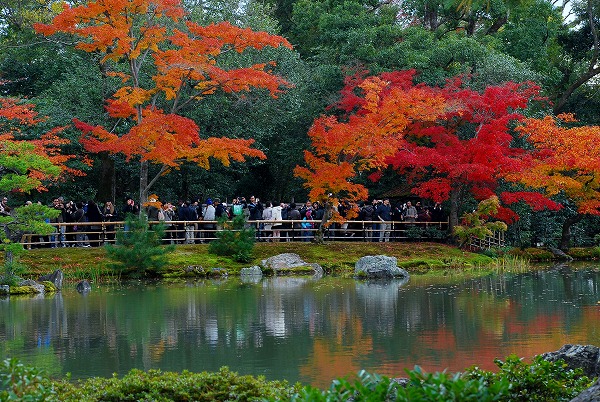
[11,242,492,281]
[9,242,599,283]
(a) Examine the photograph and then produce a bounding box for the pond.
[2,263,600,388]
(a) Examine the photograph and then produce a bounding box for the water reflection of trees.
[1,265,600,386]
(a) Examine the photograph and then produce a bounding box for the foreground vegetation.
[1,354,593,401]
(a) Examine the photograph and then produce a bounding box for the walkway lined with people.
[3,195,449,248]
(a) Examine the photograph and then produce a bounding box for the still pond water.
[2,263,600,388]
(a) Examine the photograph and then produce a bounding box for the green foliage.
[291,370,399,401]
[0,358,56,401]
[3,355,592,401]
[291,356,591,402]
[454,196,508,246]
[52,366,296,402]
[0,203,59,285]
[567,247,600,260]
[208,215,256,263]
[465,355,592,401]
[508,247,556,261]
[0,250,27,286]
[105,214,175,278]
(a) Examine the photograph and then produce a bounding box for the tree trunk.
[97,153,115,203]
[448,186,462,235]
[5,250,13,266]
[560,213,584,250]
[140,160,149,205]
[313,202,333,244]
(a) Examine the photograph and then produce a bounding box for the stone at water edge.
[17,279,45,294]
[541,344,600,379]
[38,269,64,290]
[240,266,263,277]
[354,255,410,280]
[261,253,324,277]
[76,280,92,293]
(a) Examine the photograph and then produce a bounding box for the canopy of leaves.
[34,0,293,201]
[0,97,79,193]
[514,113,600,216]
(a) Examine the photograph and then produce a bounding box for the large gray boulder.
[355,255,409,280]
[38,269,64,290]
[261,253,324,277]
[0,285,9,295]
[542,344,600,379]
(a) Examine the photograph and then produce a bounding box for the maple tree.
[0,97,80,280]
[384,76,562,230]
[297,70,561,235]
[34,0,292,204]
[512,114,600,249]
[294,70,447,240]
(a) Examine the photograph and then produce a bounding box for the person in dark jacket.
[360,201,375,242]
[376,198,392,242]
[85,200,103,247]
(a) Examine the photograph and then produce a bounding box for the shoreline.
[11,242,599,284]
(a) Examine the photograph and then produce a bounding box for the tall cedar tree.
[514,114,600,249]
[34,0,292,204]
[296,71,560,233]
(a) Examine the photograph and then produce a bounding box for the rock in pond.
[240,266,263,277]
[14,279,45,294]
[355,255,409,280]
[261,253,323,277]
[541,344,600,401]
[76,280,92,294]
[38,269,64,290]
[542,344,600,379]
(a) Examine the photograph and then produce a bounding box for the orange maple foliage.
[294,71,447,222]
[0,98,83,192]
[35,0,292,202]
[514,114,600,215]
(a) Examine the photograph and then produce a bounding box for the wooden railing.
[20,219,450,248]
[468,231,506,251]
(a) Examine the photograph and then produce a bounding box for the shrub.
[53,367,296,401]
[0,243,28,286]
[0,358,56,401]
[105,213,175,278]
[208,215,255,263]
[465,355,592,401]
[567,247,600,260]
[291,355,591,402]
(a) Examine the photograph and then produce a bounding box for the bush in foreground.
[1,355,593,401]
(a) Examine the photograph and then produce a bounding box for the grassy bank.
[15,241,497,282]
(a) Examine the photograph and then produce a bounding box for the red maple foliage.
[296,71,560,230]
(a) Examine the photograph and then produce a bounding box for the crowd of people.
[2,194,447,247]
